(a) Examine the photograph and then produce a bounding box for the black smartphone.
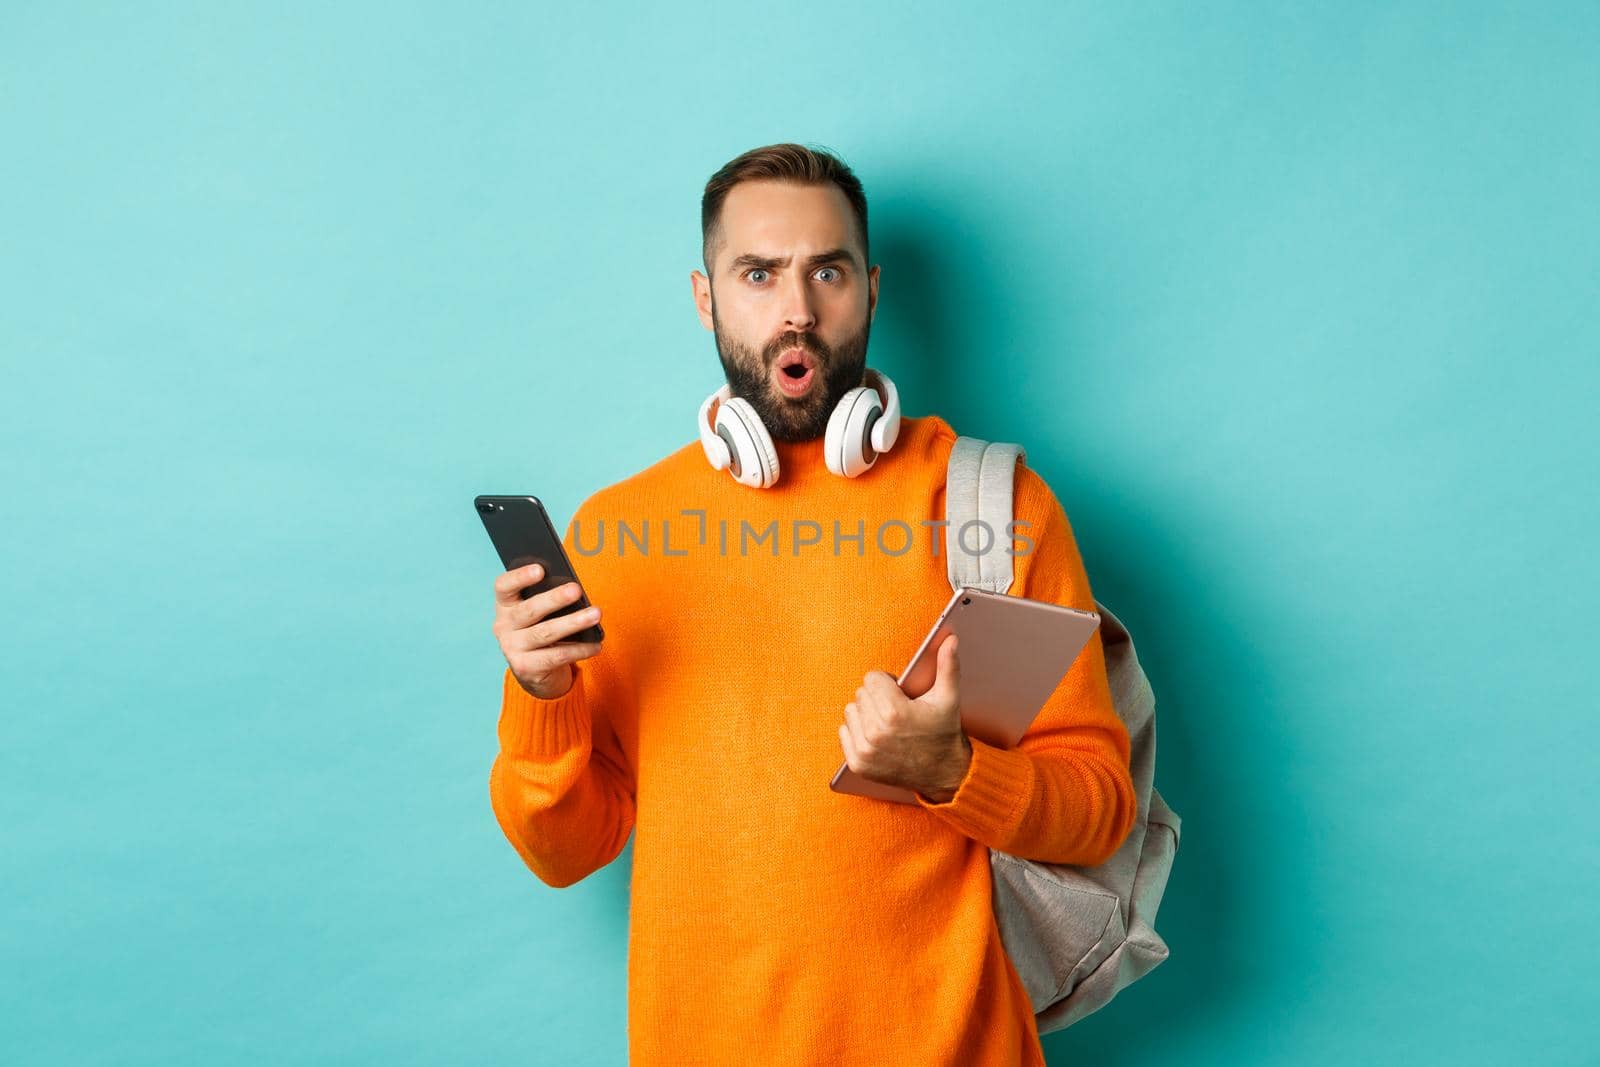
[475,495,604,644]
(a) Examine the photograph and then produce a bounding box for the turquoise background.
[3,3,1595,1064]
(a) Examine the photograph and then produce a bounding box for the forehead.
[716,180,861,266]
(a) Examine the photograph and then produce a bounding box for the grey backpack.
[944,436,1182,1034]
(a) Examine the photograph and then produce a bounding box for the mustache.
[765,332,830,364]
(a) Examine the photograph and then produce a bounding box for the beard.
[710,302,873,444]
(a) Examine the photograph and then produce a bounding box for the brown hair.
[700,142,869,273]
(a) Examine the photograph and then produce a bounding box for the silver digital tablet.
[828,586,1102,805]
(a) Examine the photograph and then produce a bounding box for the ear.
[867,263,880,323]
[691,269,715,331]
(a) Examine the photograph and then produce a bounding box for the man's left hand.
[838,633,972,803]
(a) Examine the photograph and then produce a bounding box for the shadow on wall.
[867,191,1021,437]
[868,179,1279,1061]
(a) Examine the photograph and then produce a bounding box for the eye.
[816,267,842,283]
[745,269,769,284]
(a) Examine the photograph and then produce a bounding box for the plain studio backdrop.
[2,4,1595,1065]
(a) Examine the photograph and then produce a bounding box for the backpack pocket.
[990,850,1124,1013]
[1026,795,1182,1033]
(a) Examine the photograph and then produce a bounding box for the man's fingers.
[843,700,865,749]
[861,669,900,696]
[920,634,960,708]
[507,581,589,630]
[838,723,861,771]
[494,563,545,605]
[940,633,959,676]
[512,641,602,679]
[506,603,603,651]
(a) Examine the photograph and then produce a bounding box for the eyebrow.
[727,247,857,273]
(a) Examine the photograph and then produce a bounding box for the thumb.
[924,633,960,710]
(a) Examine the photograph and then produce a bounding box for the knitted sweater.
[489,412,1137,1066]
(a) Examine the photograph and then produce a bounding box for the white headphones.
[697,367,902,488]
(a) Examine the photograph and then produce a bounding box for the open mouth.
[774,348,818,397]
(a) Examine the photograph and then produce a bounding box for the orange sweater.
[489,413,1136,1066]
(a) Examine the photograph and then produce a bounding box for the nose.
[780,270,817,332]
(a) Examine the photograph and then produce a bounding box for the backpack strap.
[945,436,1027,595]
[945,432,1181,1032]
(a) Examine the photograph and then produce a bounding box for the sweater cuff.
[497,663,592,757]
[915,736,1035,844]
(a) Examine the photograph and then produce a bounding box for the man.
[488,143,1136,1066]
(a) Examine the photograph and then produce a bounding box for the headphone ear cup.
[824,385,885,478]
[698,387,733,470]
[716,395,780,488]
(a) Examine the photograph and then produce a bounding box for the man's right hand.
[492,564,604,700]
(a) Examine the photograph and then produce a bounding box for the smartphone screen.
[475,495,604,644]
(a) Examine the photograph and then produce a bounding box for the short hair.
[700,142,869,274]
